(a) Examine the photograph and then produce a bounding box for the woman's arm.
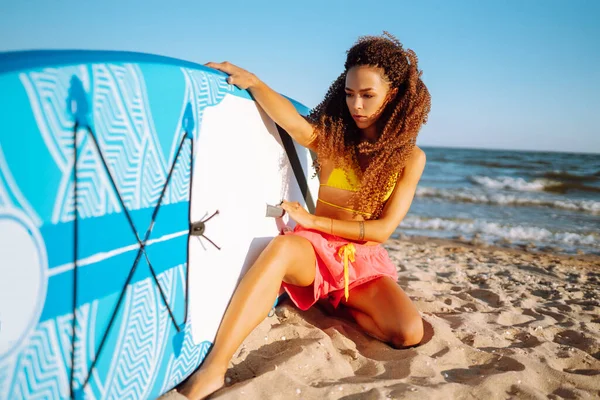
[310,215,387,243]
[205,61,318,150]
[288,147,426,243]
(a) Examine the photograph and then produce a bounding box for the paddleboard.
[0,50,318,399]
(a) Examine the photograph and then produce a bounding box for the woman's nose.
[352,98,363,111]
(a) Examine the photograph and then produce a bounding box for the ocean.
[395,146,600,256]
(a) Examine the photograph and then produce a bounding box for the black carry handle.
[275,125,316,213]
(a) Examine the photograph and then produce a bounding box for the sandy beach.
[164,237,599,399]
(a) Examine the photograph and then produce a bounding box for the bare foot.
[176,365,226,400]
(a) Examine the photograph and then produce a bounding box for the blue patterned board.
[0,50,312,400]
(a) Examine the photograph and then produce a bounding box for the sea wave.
[469,175,600,194]
[399,216,599,248]
[475,161,530,169]
[416,187,600,214]
[469,175,558,191]
[540,170,599,183]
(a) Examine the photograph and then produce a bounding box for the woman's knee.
[265,235,315,286]
[267,235,305,259]
[266,235,290,256]
[389,314,424,348]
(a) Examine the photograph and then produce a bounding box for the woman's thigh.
[341,276,423,346]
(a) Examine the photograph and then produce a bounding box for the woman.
[178,32,431,400]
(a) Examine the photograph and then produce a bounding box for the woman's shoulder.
[392,146,426,183]
[392,145,425,180]
[405,145,426,169]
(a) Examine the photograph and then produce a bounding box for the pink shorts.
[280,225,398,310]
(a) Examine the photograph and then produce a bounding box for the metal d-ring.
[190,211,221,250]
[190,220,206,237]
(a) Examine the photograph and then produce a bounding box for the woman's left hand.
[280,200,315,228]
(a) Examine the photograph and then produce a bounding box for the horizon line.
[418,143,600,156]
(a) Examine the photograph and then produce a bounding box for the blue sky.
[1,0,598,153]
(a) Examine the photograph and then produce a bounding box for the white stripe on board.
[49,230,188,277]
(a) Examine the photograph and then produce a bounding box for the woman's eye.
[345,93,353,98]
[363,94,373,99]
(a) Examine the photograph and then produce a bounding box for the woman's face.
[345,65,393,131]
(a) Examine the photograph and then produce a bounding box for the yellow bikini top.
[322,168,361,192]
[318,167,398,215]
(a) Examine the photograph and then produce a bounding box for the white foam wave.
[399,216,599,248]
[469,175,562,192]
[416,187,600,214]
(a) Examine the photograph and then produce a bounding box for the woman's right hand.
[205,61,258,90]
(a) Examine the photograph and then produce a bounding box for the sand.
[163,238,599,399]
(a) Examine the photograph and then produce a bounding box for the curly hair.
[309,32,431,219]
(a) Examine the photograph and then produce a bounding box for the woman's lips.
[352,115,367,121]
